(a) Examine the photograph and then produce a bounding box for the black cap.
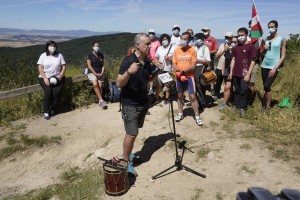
[193,33,205,40]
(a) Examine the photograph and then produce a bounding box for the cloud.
[0,0,51,9]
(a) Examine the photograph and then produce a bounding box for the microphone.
[178,140,186,149]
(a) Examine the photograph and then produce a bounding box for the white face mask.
[93,47,100,52]
[162,40,169,47]
[269,28,277,34]
[203,31,209,36]
[231,43,236,48]
[173,30,180,36]
[238,36,246,42]
[149,34,155,39]
[48,46,56,54]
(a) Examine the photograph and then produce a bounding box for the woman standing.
[37,40,66,120]
[86,42,107,109]
[261,20,286,111]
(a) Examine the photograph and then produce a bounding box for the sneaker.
[212,95,219,102]
[175,113,183,122]
[195,116,203,126]
[50,110,55,116]
[44,113,50,120]
[99,100,108,109]
[219,103,226,111]
[127,162,138,177]
[239,109,246,117]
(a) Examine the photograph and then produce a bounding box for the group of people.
[36,20,286,177]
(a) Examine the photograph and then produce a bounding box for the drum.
[103,160,128,196]
[199,71,217,85]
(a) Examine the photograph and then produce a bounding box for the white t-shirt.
[37,52,66,78]
[194,45,211,66]
[216,43,225,70]
[155,45,173,72]
[170,35,181,48]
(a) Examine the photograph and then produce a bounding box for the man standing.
[170,25,181,48]
[202,26,219,96]
[172,32,203,126]
[229,27,257,116]
[116,33,158,176]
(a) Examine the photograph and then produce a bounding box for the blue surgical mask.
[173,30,180,36]
[149,34,155,39]
[180,40,187,47]
[195,39,203,46]
[162,40,169,47]
[269,28,277,34]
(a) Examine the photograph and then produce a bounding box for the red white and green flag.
[250,0,263,47]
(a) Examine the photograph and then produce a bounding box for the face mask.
[195,39,203,46]
[180,40,187,47]
[203,31,209,36]
[173,30,179,36]
[238,36,246,42]
[149,34,155,39]
[231,43,236,48]
[93,47,100,52]
[269,28,277,34]
[48,46,56,54]
[162,40,169,47]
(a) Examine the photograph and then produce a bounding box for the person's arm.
[244,60,255,82]
[38,64,50,86]
[276,39,286,69]
[58,64,66,80]
[116,62,140,88]
[228,57,235,80]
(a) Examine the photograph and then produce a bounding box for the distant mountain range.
[0,28,120,37]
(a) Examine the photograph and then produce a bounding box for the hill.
[0,32,136,65]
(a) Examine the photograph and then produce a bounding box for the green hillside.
[0,32,136,65]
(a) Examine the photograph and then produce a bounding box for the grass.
[240,163,257,175]
[197,147,211,160]
[191,188,204,200]
[216,192,225,200]
[4,165,104,200]
[240,144,251,150]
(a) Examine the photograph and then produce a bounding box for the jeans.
[232,76,249,109]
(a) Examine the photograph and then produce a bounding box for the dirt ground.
[0,101,299,200]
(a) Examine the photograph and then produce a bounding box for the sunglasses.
[173,28,180,31]
[149,32,155,35]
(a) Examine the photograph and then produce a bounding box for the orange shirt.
[172,46,197,77]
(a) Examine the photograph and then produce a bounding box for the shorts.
[87,73,104,82]
[249,64,259,84]
[122,105,149,136]
[176,76,196,94]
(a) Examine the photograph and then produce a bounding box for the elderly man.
[116,33,159,176]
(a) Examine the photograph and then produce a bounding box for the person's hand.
[95,73,102,78]
[244,74,250,82]
[128,62,140,74]
[228,73,232,80]
[268,68,277,77]
[264,44,269,50]
[44,77,50,86]
[224,43,230,51]
[57,74,63,80]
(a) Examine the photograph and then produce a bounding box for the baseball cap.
[201,26,210,31]
[172,25,180,30]
[148,29,155,33]
[225,32,233,37]
[194,33,205,40]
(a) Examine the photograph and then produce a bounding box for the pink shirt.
[203,36,218,52]
[148,39,160,60]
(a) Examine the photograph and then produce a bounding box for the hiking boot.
[44,113,50,120]
[175,113,183,122]
[195,116,203,126]
[219,103,226,111]
[127,162,138,177]
[239,109,246,117]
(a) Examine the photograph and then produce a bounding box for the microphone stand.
[151,81,206,180]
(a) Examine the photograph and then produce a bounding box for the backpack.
[107,81,120,103]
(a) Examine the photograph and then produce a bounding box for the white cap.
[225,32,233,37]
[172,25,180,30]
[201,26,210,31]
[148,29,155,33]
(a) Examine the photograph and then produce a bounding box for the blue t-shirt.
[119,54,155,106]
[262,36,283,69]
[87,52,104,73]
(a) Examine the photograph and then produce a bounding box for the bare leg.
[177,93,184,113]
[154,84,161,100]
[92,80,103,101]
[123,134,136,161]
[223,82,232,104]
[189,94,199,116]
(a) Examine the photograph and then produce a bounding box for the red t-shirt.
[203,36,218,52]
[232,43,257,77]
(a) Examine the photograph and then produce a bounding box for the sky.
[0,0,299,39]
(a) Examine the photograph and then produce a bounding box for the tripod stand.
[151,81,206,180]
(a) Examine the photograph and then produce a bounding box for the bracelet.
[126,70,132,75]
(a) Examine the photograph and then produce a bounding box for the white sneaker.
[195,116,203,126]
[99,100,107,109]
[175,113,183,122]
